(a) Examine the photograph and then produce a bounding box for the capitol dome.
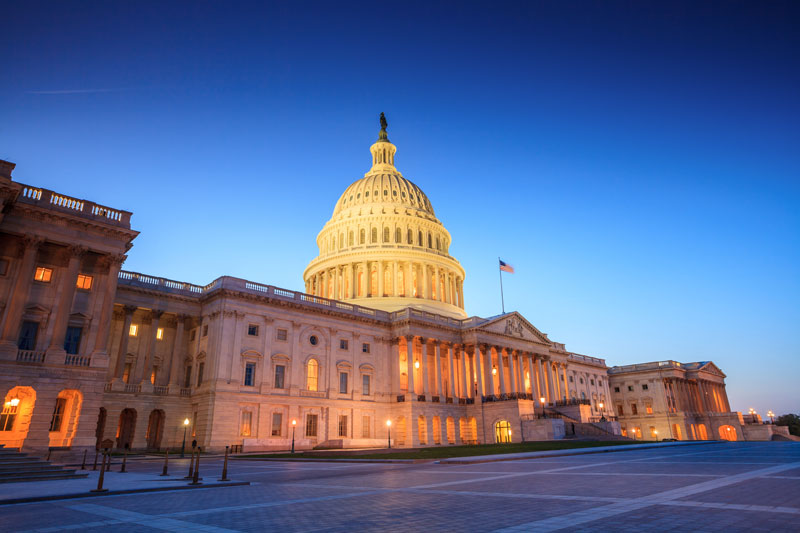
[303,114,466,318]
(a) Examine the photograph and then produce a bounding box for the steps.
[0,445,88,483]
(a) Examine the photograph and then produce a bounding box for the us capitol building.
[0,116,783,454]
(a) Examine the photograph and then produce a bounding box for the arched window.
[339,233,344,249]
[395,228,401,243]
[418,231,423,246]
[383,227,390,242]
[428,232,432,248]
[349,231,354,246]
[307,359,319,391]
[407,229,413,244]
[495,420,512,443]
[436,237,441,250]
[371,228,378,243]
[359,229,365,244]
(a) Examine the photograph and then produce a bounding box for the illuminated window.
[276,329,287,341]
[271,412,282,436]
[241,411,252,437]
[129,324,138,336]
[0,402,18,431]
[123,363,132,383]
[156,327,164,340]
[306,414,318,437]
[150,366,158,384]
[307,359,319,391]
[650,426,657,438]
[338,415,348,437]
[76,274,93,290]
[34,267,52,282]
[646,403,653,414]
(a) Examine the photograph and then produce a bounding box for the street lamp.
[386,419,392,449]
[414,360,420,369]
[654,429,658,442]
[599,402,606,422]
[291,419,297,454]
[767,410,775,423]
[181,418,190,458]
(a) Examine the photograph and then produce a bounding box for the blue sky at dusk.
[2,2,798,414]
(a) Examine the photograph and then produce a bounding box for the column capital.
[404,334,415,343]
[419,337,428,345]
[150,309,166,320]
[123,305,138,315]
[438,340,451,349]
[65,244,89,259]
[20,234,44,254]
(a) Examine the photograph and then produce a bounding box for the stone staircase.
[543,408,629,440]
[0,445,88,483]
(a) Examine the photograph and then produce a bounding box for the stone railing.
[299,390,327,398]
[16,350,45,363]
[153,385,170,395]
[124,383,141,393]
[180,388,192,397]
[608,360,682,374]
[568,353,606,366]
[118,271,205,296]
[64,354,91,367]
[17,183,132,228]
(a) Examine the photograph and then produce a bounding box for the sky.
[2,2,798,415]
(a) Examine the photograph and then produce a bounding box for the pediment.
[477,312,551,345]
[696,361,726,378]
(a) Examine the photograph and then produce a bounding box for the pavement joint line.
[492,460,800,532]
[658,500,800,515]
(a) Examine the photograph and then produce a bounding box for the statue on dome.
[378,112,389,141]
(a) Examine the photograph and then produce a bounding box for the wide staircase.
[0,445,88,483]
[543,408,630,440]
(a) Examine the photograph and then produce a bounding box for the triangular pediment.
[695,361,726,378]
[476,312,552,345]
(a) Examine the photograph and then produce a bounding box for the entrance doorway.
[116,408,137,449]
[495,420,512,443]
[146,410,165,450]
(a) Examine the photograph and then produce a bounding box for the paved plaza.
[1,442,798,532]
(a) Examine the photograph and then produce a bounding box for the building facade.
[0,119,768,453]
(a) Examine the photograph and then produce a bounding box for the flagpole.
[498,257,505,314]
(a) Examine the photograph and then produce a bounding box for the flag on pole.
[499,259,515,274]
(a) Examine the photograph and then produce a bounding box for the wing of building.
[0,120,786,454]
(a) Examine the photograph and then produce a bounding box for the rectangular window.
[645,403,653,414]
[338,415,348,437]
[362,415,370,438]
[17,321,38,350]
[306,414,318,437]
[156,327,164,340]
[202,325,208,337]
[569,376,574,382]
[123,363,132,383]
[62,326,82,355]
[340,339,348,350]
[183,365,192,388]
[614,387,620,393]
[241,411,252,437]
[276,328,287,341]
[271,412,282,436]
[339,372,348,394]
[274,365,286,389]
[650,426,657,438]
[598,379,603,386]
[590,379,595,386]
[631,403,638,415]
[49,398,67,432]
[196,362,204,386]
[244,362,256,386]
[76,274,93,290]
[129,324,138,336]
[190,329,196,341]
[34,267,52,283]
[192,411,197,437]
[361,343,370,353]
[362,374,371,395]
[247,324,259,336]
[616,403,624,415]
[642,384,649,391]
[627,385,633,392]
[0,402,18,431]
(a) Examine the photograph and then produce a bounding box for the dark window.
[202,325,208,337]
[569,376,574,382]
[362,343,370,353]
[196,362,205,386]
[339,372,348,394]
[338,415,348,437]
[17,321,38,350]
[190,329,196,341]
[247,324,259,336]
[271,412,282,436]
[627,385,634,392]
[306,414,318,437]
[63,326,82,355]
[642,384,649,391]
[277,329,288,341]
[49,398,67,432]
[362,374,371,395]
[631,403,638,415]
[183,365,192,388]
[339,339,348,350]
[309,335,318,346]
[274,365,286,389]
[614,387,620,393]
[244,363,256,386]
[590,379,595,386]
[617,404,624,415]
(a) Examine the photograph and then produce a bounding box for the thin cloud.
[26,88,130,95]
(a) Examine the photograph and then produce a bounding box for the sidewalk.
[0,470,249,505]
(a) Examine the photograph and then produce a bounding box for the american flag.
[499,260,514,274]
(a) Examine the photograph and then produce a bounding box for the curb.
[0,481,250,506]
[231,457,422,464]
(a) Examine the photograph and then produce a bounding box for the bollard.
[218,445,229,482]
[184,448,196,479]
[160,448,170,476]
[106,451,112,472]
[46,449,51,462]
[91,450,109,492]
[81,449,87,470]
[120,444,129,473]
[93,449,99,471]
[190,447,202,485]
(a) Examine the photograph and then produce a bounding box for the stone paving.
[0,442,797,532]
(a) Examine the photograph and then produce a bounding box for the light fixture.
[540,397,546,404]
[183,418,190,426]
[414,360,420,369]
[292,419,297,426]
[386,420,392,427]
[598,402,604,409]
[9,398,20,407]
[492,367,497,375]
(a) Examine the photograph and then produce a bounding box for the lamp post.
[599,401,606,422]
[180,418,190,458]
[386,419,392,449]
[539,396,546,416]
[767,410,775,424]
[654,429,658,442]
[291,419,297,454]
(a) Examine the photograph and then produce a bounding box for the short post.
[160,448,170,476]
[120,444,129,473]
[184,447,196,479]
[219,446,229,481]
[46,449,51,462]
[106,451,112,471]
[190,447,202,485]
[91,450,109,492]
[81,449,87,470]
[92,449,99,471]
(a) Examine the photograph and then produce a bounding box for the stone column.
[0,236,42,355]
[333,267,340,300]
[113,306,136,380]
[507,348,517,394]
[447,343,456,399]
[391,261,398,297]
[562,363,570,400]
[496,347,507,395]
[405,335,415,398]
[721,384,731,412]
[390,338,400,395]
[377,261,384,297]
[314,272,320,296]
[168,315,187,387]
[526,354,536,396]
[404,262,412,297]
[459,345,469,398]
[420,339,430,397]
[90,254,126,362]
[421,264,429,299]
[544,358,554,403]
[457,278,464,309]
[142,310,164,387]
[361,261,368,297]
[474,345,484,398]
[321,270,328,298]
[45,245,87,358]
[434,342,443,401]
[483,344,494,397]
